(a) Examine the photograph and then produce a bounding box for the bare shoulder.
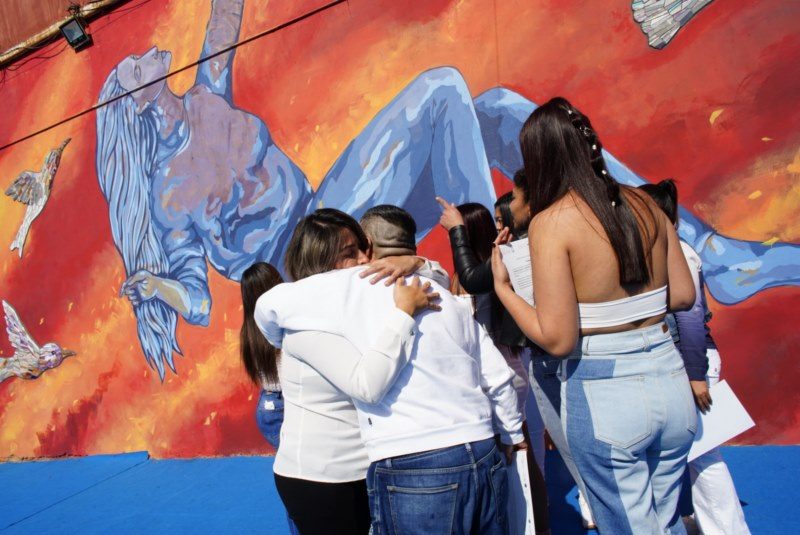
[529,194,582,232]
[528,194,586,251]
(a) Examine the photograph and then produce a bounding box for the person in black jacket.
[436,170,597,530]
[437,188,551,534]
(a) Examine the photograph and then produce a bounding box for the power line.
[0,0,347,153]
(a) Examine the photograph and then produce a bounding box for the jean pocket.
[387,483,459,535]
[582,375,652,449]
[489,456,508,529]
[669,369,698,434]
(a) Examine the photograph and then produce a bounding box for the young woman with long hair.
[239,262,298,535]
[240,210,436,534]
[257,207,525,535]
[640,180,751,535]
[492,97,696,534]
[447,201,551,535]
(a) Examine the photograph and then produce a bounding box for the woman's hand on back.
[393,276,441,316]
[360,256,424,286]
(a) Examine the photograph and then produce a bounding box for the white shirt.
[272,308,417,482]
[256,267,524,463]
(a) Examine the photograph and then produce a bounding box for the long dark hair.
[519,97,655,285]
[456,203,503,336]
[240,262,282,385]
[494,192,514,231]
[284,208,369,281]
[639,179,678,225]
[459,203,498,263]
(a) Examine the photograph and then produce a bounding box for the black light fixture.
[59,4,93,51]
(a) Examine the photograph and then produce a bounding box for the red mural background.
[0,0,797,458]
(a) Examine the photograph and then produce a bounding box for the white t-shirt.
[256,267,524,464]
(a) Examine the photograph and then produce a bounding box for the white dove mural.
[1,300,76,383]
[5,137,70,258]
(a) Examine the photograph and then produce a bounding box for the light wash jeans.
[562,323,696,535]
[366,438,508,535]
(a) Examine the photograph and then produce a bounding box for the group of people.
[238,97,750,534]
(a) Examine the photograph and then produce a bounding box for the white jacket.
[256,266,524,462]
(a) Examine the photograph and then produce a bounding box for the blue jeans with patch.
[256,390,284,449]
[366,437,508,535]
[256,390,299,535]
[562,323,696,535]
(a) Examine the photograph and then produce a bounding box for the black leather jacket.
[448,225,528,348]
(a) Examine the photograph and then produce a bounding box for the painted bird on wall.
[1,300,76,383]
[5,137,71,258]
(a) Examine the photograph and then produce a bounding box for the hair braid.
[559,103,621,206]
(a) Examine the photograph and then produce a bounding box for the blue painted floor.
[1,446,796,534]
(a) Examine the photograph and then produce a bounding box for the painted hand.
[120,270,160,307]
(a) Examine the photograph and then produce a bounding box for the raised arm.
[449,226,494,294]
[195,0,244,102]
[493,217,580,357]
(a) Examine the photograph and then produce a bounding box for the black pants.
[274,473,370,535]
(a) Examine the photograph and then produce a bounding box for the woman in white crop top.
[492,97,697,535]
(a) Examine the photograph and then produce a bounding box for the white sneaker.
[578,491,597,530]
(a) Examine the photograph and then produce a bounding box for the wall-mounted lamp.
[59,5,93,51]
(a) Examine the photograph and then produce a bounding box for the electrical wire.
[0,0,152,81]
[0,0,347,153]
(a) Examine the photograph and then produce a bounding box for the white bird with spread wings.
[1,300,76,383]
[5,137,70,258]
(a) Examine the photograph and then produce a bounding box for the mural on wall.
[0,0,797,458]
[5,138,70,257]
[1,301,76,383]
[98,0,798,379]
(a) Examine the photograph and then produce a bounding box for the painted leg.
[314,67,495,241]
[473,88,800,304]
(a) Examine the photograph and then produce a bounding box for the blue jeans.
[367,438,508,535]
[562,323,696,534]
[256,390,284,449]
[256,390,299,535]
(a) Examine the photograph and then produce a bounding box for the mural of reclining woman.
[96,0,800,379]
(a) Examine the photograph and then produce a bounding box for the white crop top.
[578,286,667,329]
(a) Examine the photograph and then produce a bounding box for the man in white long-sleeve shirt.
[256,206,524,535]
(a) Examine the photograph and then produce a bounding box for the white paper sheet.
[499,238,534,306]
[688,380,755,462]
[506,451,536,535]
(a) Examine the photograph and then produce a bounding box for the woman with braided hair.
[492,97,698,534]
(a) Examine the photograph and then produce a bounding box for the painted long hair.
[96,68,179,380]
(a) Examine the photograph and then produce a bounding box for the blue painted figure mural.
[96,0,800,378]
